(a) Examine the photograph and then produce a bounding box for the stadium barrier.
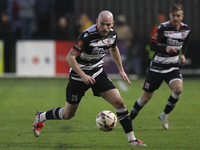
[0,40,200,78]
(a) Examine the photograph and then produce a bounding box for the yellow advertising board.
[0,41,4,73]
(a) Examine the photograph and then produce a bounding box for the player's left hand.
[180,54,186,64]
[119,71,132,85]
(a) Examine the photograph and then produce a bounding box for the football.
[95,110,117,132]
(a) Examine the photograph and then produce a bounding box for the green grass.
[0,77,200,150]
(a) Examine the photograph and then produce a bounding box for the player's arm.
[66,49,96,85]
[109,46,131,85]
[180,31,191,64]
[150,25,177,54]
[180,54,186,64]
[150,42,177,54]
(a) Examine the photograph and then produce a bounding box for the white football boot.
[32,111,45,137]
[129,139,147,146]
[159,112,169,130]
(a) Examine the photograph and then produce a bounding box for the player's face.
[96,18,114,37]
[169,10,184,30]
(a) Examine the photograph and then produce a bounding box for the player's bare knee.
[114,99,125,109]
[173,90,182,95]
[143,99,149,104]
[141,91,153,104]
[173,87,183,95]
[141,96,151,104]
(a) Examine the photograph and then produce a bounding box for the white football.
[96,110,117,132]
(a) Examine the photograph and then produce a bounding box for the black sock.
[164,95,179,114]
[130,101,143,120]
[46,107,63,120]
[116,110,133,133]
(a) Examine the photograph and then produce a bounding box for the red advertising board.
[55,41,75,76]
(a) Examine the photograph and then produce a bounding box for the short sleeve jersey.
[70,24,117,81]
[150,21,190,73]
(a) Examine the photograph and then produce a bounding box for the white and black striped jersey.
[150,21,191,73]
[70,24,117,81]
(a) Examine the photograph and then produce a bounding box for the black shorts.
[66,70,116,104]
[143,69,183,93]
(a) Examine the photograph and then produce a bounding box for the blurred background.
[0,0,199,77]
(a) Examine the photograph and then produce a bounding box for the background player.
[130,4,191,130]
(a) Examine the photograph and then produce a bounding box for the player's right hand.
[82,75,96,85]
[166,46,178,54]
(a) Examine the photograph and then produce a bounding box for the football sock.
[45,107,64,120]
[164,92,180,114]
[126,131,136,141]
[39,112,47,123]
[116,108,134,136]
[130,98,144,120]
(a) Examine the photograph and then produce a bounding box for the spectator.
[54,0,74,19]
[150,14,166,38]
[7,0,21,38]
[54,16,69,40]
[127,41,143,77]
[114,15,132,49]
[18,0,36,39]
[0,11,12,40]
[34,0,53,39]
[75,13,93,36]
[54,0,75,40]
[0,0,8,14]
[114,15,133,73]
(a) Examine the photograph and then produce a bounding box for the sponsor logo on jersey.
[92,47,109,54]
[167,38,183,46]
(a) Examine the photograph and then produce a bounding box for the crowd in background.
[0,0,168,76]
[0,0,76,40]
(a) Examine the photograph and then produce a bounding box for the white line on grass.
[116,80,129,91]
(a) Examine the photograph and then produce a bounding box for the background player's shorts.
[143,69,183,93]
[66,70,116,104]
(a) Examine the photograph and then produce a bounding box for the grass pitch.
[0,77,200,150]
